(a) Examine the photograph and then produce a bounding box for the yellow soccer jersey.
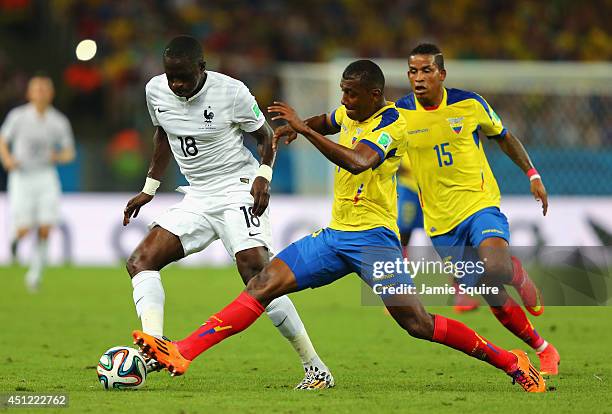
[328,103,407,236]
[396,88,506,237]
[397,152,418,192]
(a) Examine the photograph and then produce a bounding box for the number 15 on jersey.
[433,142,453,167]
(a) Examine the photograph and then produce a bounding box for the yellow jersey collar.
[414,88,447,112]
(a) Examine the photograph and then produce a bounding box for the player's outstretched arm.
[123,127,172,226]
[272,113,340,151]
[249,122,275,217]
[269,101,379,174]
[0,137,18,171]
[493,131,548,216]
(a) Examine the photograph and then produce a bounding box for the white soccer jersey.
[0,103,74,172]
[145,71,265,193]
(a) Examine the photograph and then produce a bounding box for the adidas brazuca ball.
[97,346,147,390]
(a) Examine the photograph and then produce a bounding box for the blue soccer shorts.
[276,226,414,295]
[430,206,510,287]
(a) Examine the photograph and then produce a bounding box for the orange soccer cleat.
[132,330,191,376]
[537,343,560,376]
[508,349,546,393]
[511,256,544,316]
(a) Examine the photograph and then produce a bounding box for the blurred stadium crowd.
[0,0,610,193]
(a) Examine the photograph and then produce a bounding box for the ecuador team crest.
[447,117,464,135]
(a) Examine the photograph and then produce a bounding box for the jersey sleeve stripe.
[330,109,340,129]
[447,88,496,121]
[360,139,385,168]
[472,96,496,121]
[372,148,398,170]
[486,128,508,139]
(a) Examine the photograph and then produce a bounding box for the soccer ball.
[96,346,147,390]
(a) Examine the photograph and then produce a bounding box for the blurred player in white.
[122,36,333,389]
[0,75,75,291]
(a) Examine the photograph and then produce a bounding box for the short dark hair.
[342,59,385,91]
[164,35,203,63]
[410,43,445,70]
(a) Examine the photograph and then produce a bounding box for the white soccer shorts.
[151,185,273,259]
[7,169,61,229]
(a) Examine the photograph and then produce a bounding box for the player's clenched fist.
[250,176,270,217]
[123,193,154,226]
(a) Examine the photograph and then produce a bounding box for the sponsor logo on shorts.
[373,273,396,281]
[482,228,504,235]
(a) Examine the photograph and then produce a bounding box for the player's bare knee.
[394,309,434,339]
[483,259,512,283]
[245,267,284,306]
[126,250,153,278]
[125,254,140,278]
[245,273,270,305]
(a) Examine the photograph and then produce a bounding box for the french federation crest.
[204,106,215,123]
[447,117,464,135]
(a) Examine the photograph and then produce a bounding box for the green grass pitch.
[1,265,611,413]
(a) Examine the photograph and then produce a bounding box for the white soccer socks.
[132,271,165,338]
[265,295,327,370]
[25,239,48,292]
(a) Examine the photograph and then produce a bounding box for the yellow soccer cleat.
[132,330,191,376]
